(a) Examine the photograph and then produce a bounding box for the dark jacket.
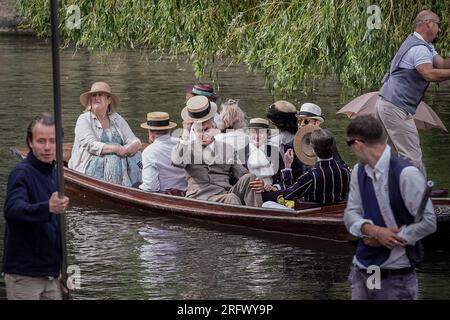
[284,140,344,181]
[263,158,351,204]
[2,152,62,277]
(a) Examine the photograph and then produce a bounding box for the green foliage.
[16,0,450,95]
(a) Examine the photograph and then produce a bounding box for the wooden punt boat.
[12,145,450,243]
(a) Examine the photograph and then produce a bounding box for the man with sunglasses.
[284,103,343,180]
[376,10,450,175]
[296,103,325,128]
[344,115,436,300]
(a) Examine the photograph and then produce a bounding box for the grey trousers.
[4,273,63,300]
[375,97,426,175]
[208,173,263,207]
[348,266,418,300]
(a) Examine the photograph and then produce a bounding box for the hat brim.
[181,102,217,122]
[294,125,319,166]
[140,122,177,130]
[80,91,120,109]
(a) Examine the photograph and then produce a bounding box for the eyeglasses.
[346,139,364,147]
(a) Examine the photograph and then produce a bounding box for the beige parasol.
[337,91,447,132]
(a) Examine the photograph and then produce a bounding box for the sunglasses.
[297,118,311,125]
[346,139,364,147]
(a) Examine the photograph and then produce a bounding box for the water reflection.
[1,35,450,300]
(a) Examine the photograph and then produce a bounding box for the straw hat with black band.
[181,95,218,122]
[248,118,270,129]
[293,124,320,166]
[80,82,120,110]
[141,112,177,131]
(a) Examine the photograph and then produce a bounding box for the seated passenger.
[266,100,298,154]
[185,83,217,103]
[68,82,142,186]
[139,112,187,195]
[185,83,220,125]
[262,128,351,210]
[236,118,283,191]
[214,98,249,151]
[285,102,343,180]
[171,96,262,207]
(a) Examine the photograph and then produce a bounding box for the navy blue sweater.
[2,152,62,277]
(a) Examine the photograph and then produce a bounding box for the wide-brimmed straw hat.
[297,103,324,123]
[248,118,270,129]
[80,82,120,109]
[294,125,320,166]
[181,96,217,122]
[140,112,177,130]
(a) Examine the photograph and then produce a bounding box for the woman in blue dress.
[69,82,142,186]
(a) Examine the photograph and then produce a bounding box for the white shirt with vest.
[344,145,436,269]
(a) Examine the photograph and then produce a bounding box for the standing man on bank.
[2,113,69,300]
[344,115,436,300]
[376,10,450,175]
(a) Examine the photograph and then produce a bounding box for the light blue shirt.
[139,134,187,193]
[398,32,438,69]
[344,145,437,268]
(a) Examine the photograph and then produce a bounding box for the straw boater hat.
[140,112,177,131]
[181,95,217,122]
[248,118,270,129]
[297,103,324,123]
[80,82,120,109]
[294,125,320,166]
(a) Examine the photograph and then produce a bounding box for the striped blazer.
[281,158,351,204]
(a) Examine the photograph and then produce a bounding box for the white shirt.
[247,143,275,185]
[344,145,437,268]
[398,32,438,69]
[139,134,187,193]
[68,111,141,173]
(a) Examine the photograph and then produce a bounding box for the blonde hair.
[218,99,248,130]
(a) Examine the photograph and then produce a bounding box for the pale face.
[297,117,321,129]
[250,128,267,148]
[29,123,56,163]
[90,92,111,116]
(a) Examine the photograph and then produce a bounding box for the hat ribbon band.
[297,111,324,119]
[147,119,170,127]
[188,104,211,119]
[248,123,269,129]
[192,88,214,97]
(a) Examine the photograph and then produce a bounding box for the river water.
[0,35,449,299]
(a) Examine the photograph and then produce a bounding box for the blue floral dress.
[85,126,142,186]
